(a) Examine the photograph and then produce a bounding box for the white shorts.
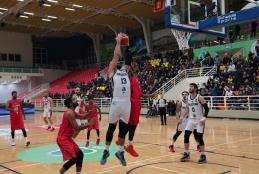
[109,98,131,124]
[43,109,51,118]
[185,118,205,133]
[176,118,188,132]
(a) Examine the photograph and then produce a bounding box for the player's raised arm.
[108,33,124,78]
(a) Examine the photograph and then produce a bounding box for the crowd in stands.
[47,48,258,100]
[199,52,259,96]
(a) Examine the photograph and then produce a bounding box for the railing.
[152,66,217,97]
[33,98,150,110]
[204,95,259,111]
[32,96,259,112]
[0,67,43,74]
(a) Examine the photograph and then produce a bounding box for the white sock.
[201,152,205,155]
[25,137,29,142]
[76,172,81,174]
[128,141,133,146]
[119,145,124,152]
[12,138,15,142]
[105,145,110,151]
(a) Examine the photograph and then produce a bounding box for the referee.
[157,95,167,125]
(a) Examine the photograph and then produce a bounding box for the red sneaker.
[125,145,139,157]
[115,140,119,146]
[85,141,90,147]
[46,126,51,130]
[169,145,175,152]
[96,138,100,145]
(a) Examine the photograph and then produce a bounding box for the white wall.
[164,76,209,101]
[0,80,29,103]
[0,31,33,67]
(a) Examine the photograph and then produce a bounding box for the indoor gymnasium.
[0,0,259,174]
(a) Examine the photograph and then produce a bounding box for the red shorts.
[87,116,99,130]
[57,136,81,161]
[128,100,141,125]
[10,114,25,130]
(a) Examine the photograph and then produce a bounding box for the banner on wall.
[193,39,259,60]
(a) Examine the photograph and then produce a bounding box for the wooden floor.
[1,112,259,174]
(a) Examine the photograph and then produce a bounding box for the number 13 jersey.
[111,68,131,99]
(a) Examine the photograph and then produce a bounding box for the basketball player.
[72,87,83,139]
[180,83,209,164]
[42,92,54,131]
[82,95,102,147]
[169,91,189,152]
[169,91,200,153]
[57,94,96,174]
[6,91,30,146]
[100,33,132,166]
[121,70,153,157]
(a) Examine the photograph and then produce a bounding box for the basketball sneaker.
[168,145,175,152]
[46,126,51,130]
[11,141,16,146]
[100,149,110,165]
[198,154,207,164]
[85,141,90,147]
[115,151,127,166]
[96,138,100,145]
[49,127,55,132]
[125,145,139,157]
[180,152,190,162]
[115,140,119,146]
[26,141,30,147]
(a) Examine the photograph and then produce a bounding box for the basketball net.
[171,29,191,50]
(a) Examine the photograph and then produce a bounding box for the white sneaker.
[11,141,16,146]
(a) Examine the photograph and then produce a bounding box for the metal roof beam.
[0,0,33,21]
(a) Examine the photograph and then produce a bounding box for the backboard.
[165,0,226,36]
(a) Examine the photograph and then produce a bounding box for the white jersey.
[179,100,188,119]
[188,94,203,119]
[43,97,52,110]
[111,68,131,99]
[75,95,81,113]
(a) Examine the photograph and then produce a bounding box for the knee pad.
[106,124,116,142]
[118,121,128,139]
[76,150,84,167]
[197,133,205,146]
[184,130,192,144]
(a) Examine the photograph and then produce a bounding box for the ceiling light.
[43,4,51,7]
[0,8,8,11]
[47,0,58,3]
[42,18,51,22]
[24,12,34,16]
[20,15,29,18]
[17,0,24,2]
[47,15,57,19]
[72,4,83,8]
[65,8,75,11]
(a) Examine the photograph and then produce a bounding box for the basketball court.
[0,0,259,174]
[0,113,259,174]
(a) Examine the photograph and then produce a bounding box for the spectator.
[251,21,258,38]
[234,24,241,40]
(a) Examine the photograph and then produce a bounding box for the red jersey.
[8,98,24,130]
[130,76,142,101]
[85,102,99,130]
[58,109,76,137]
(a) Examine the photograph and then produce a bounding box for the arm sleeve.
[202,103,209,117]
